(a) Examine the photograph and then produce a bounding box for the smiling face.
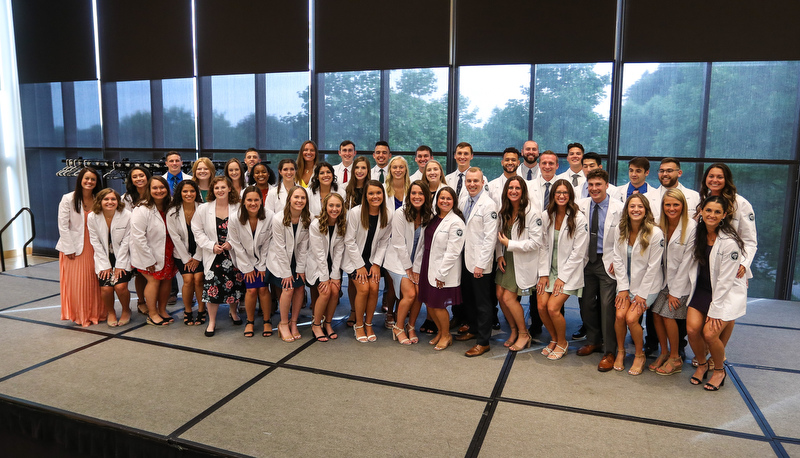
[326,196,342,220]
[702,201,726,231]
[522,141,539,165]
[465,170,484,197]
[253,165,269,186]
[506,179,523,204]
[628,165,649,187]
[101,193,118,212]
[582,158,601,175]
[213,180,230,200]
[339,143,355,166]
[318,166,333,187]
[437,190,454,214]
[415,149,431,170]
[705,167,725,195]
[302,142,317,163]
[150,179,168,202]
[226,161,241,180]
[166,154,182,175]
[390,161,407,180]
[289,188,307,211]
[353,161,369,181]
[662,196,683,223]
[82,172,98,191]
[587,177,608,202]
[244,150,261,168]
[409,184,426,210]
[180,185,197,204]
[627,196,646,224]
[425,162,442,184]
[553,184,571,207]
[195,163,211,181]
[280,163,296,182]
[366,184,384,208]
[501,152,520,175]
[567,147,583,170]
[658,162,682,188]
[539,154,558,181]
[373,145,390,168]
[454,146,472,171]
[130,169,148,190]
[243,191,262,215]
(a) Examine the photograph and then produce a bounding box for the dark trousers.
[460,262,494,346]
[578,256,617,354]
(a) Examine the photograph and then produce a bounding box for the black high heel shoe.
[704,368,727,391]
[690,361,710,385]
[229,311,242,325]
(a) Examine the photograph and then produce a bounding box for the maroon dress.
[417,216,461,309]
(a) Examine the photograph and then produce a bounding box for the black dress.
[203,216,245,304]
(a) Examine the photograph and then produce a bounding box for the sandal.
[289,319,301,340]
[384,312,396,330]
[346,310,356,328]
[244,320,255,338]
[195,310,207,325]
[312,322,328,342]
[146,316,170,326]
[547,343,568,360]
[392,325,411,345]
[136,302,148,316]
[278,322,295,342]
[434,335,452,351]
[324,320,338,340]
[353,324,368,343]
[405,323,418,344]
[509,333,532,352]
[704,368,727,391]
[364,323,377,342]
[690,361,710,385]
[613,351,626,371]
[656,357,683,376]
[262,320,273,337]
[541,340,557,356]
[628,353,646,375]
[183,310,195,326]
[649,354,669,372]
[160,314,174,323]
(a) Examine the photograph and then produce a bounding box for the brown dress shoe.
[598,352,615,372]
[458,323,470,334]
[454,332,476,341]
[577,344,602,356]
[465,344,490,357]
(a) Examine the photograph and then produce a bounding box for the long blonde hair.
[658,188,689,245]
[385,156,410,199]
[619,193,656,254]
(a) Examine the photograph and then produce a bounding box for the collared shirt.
[166,172,183,194]
[465,189,483,219]
[371,165,389,183]
[626,182,649,200]
[592,195,610,253]
[519,163,539,181]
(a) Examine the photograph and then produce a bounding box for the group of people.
[57,140,756,391]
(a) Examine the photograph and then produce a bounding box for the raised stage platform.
[0,261,798,457]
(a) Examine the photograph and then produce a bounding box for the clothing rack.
[56,158,263,180]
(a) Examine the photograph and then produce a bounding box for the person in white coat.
[130,176,177,326]
[611,193,664,375]
[265,159,298,214]
[421,159,448,210]
[413,186,466,351]
[307,193,348,342]
[228,186,274,338]
[122,166,152,315]
[537,179,588,360]
[649,189,696,375]
[57,167,104,327]
[224,158,247,198]
[345,181,393,343]
[266,186,311,342]
[87,188,132,327]
[166,180,206,326]
[307,162,343,218]
[384,181,432,345]
[191,176,245,337]
[343,156,371,211]
[191,157,215,202]
[296,140,319,188]
[495,176,542,353]
[645,157,701,221]
[686,196,748,391]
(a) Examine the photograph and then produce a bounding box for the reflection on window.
[620,63,704,158]
[162,78,196,149]
[74,81,102,147]
[265,72,310,150]
[533,63,612,166]
[458,64,530,152]
[116,80,152,148]
[320,71,380,151]
[389,68,448,152]
[20,82,65,147]
[706,61,800,160]
[614,159,661,189]
[211,74,256,149]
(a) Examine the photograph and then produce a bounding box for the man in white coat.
[518,140,539,181]
[456,168,499,357]
[527,150,559,211]
[578,152,620,201]
[576,168,624,372]
[445,142,487,205]
[556,142,586,193]
[618,156,652,202]
[333,140,356,186]
[487,147,521,207]
[371,141,391,183]
[409,145,432,182]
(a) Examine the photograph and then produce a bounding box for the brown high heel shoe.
[509,333,532,352]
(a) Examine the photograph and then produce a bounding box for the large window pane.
[619,63,705,158]
[458,64,530,152]
[20,82,65,147]
[389,67,448,152]
[265,72,310,150]
[116,80,152,148]
[320,71,380,151]
[706,61,800,160]
[162,78,196,149]
[74,81,102,147]
[533,63,612,176]
[210,74,256,149]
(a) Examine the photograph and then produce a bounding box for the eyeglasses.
[658,169,678,174]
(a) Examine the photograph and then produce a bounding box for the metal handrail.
[0,208,36,272]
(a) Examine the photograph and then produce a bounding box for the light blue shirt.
[591,195,610,254]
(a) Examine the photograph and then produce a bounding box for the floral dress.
[203,216,245,304]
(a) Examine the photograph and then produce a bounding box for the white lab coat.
[646,183,701,220]
[130,204,169,271]
[487,175,512,208]
[556,168,586,193]
[687,232,747,321]
[527,176,558,212]
[305,219,346,283]
[444,170,487,206]
[413,211,466,288]
[264,181,294,214]
[495,203,545,290]
[191,202,241,277]
[265,212,310,279]
[460,191,499,273]
[660,218,697,297]
[308,187,344,219]
[538,209,588,290]
[343,205,393,274]
[611,225,664,299]
[384,207,419,276]
[728,194,758,279]
[166,202,201,265]
[56,193,87,256]
[333,162,351,187]
[228,209,274,275]
[577,196,624,274]
[86,210,131,274]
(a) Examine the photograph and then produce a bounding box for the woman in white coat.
[266,186,311,342]
[345,180,393,343]
[122,165,151,315]
[166,180,206,326]
[611,193,664,375]
[495,176,543,352]
[191,176,245,337]
[307,193,347,341]
[87,188,132,327]
[649,189,696,375]
[687,196,747,391]
[308,162,342,218]
[385,181,432,345]
[266,159,298,214]
[537,179,588,360]
[57,167,104,327]
[228,186,274,338]
[413,186,466,351]
[130,176,178,326]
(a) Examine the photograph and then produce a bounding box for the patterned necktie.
[527,168,532,180]
[543,182,551,209]
[589,202,599,263]
[379,169,384,183]
[465,197,475,219]
[457,173,464,195]
[572,173,580,187]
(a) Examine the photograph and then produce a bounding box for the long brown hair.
[224,158,246,191]
[434,186,464,221]
[345,156,370,209]
[694,195,745,264]
[698,163,738,217]
[499,176,530,237]
[545,179,579,238]
[295,140,318,184]
[141,176,172,210]
[619,193,656,254]
[360,180,389,229]
[72,167,102,212]
[403,181,432,226]
[318,192,347,237]
[206,176,240,204]
[238,186,266,225]
[282,186,311,229]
